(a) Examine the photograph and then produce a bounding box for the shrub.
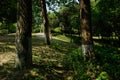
[0,29,8,34]
[9,23,16,33]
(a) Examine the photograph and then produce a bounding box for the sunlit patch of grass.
[0,52,16,66]
[53,35,71,42]
[0,42,6,45]
[7,33,16,36]
[0,33,120,80]
[118,48,120,51]
[8,45,15,49]
[93,36,101,39]
[94,42,102,46]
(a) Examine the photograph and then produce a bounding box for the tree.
[0,0,17,33]
[40,0,51,45]
[0,0,17,23]
[59,2,80,34]
[80,0,95,60]
[32,0,42,33]
[48,13,59,32]
[15,0,32,69]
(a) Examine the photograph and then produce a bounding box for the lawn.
[0,33,120,80]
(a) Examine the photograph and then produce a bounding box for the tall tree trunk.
[80,0,95,61]
[40,0,51,45]
[16,0,32,69]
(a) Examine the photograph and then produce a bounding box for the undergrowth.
[0,34,120,80]
[63,45,120,80]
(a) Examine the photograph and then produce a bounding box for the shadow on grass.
[0,44,15,52]
[0,35,15,43]
[64,34,81,45]
[93,38,120,47]
[0,34,77,80]
[1,34,120,80]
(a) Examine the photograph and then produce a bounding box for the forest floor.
[0,33,79,80]
[0,33,120,80]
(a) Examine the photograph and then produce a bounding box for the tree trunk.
[16,0,32,69]
[40,0,51,45]
[80,0,95,61]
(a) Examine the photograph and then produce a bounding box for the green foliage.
[63,47,101,79]
[62,43,120,79]
[52,27,61,33]
[0,34,120,79]
[48,13,59,29]
[0,29,8,34]
[59,2,80,33]
[0,22,7,29]
[95,45,120,79]
[9,23,16,33]
[63,47,83,68]
[33,27,40,33]
[0,23,16,33]
[0,0,17,23]
[91,0,120,39]
[96,71,109,80]
[32,0,42,30]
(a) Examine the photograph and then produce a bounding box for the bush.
[0,23,7,29]
[96,71,109,80]
[62,48,91,80]
[0,29,8,34]
[9,23,16,33]
[33,27,40,33]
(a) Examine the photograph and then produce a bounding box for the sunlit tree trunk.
[15,0,32,69]
[80,0,95,61]
[40,0,51,45]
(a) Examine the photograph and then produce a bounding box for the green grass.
[53,34,71,42]
[0,33,120,80]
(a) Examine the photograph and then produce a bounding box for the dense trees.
[0,0,17,33]
[90,0,120,47]
[0,0,119,68]
[32,0,42,33]
[59,2,80,34]
[0,0,16,23]
[15,0,32,69]
[0,0,120,79]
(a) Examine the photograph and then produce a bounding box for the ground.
[0,33,120,80]
[0,33,78,80]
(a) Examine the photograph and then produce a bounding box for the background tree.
[0,0,17,33]
[91,0,120,46]
[40,0,51,45]
[16,0,32,69]
[48,13,59,33]
[80,0,95,60]
[32,0,43,33]
[59,2,79,34]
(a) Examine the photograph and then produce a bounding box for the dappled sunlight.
[0,52,16,66]
[32,45,65,67]
[0,34,120,80]
[0,43,15,53]
[118,48,120,51]
[0,42,6,45]
[0,35,16,67]
[53,35,71,43]
[94,42,102,47]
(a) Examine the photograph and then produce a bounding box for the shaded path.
[0,34,76,80]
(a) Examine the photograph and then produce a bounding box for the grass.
[0,33,120,80]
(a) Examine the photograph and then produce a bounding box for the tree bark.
[80,0,95,61]
[16,0,32,69]
[40,0,51,45]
